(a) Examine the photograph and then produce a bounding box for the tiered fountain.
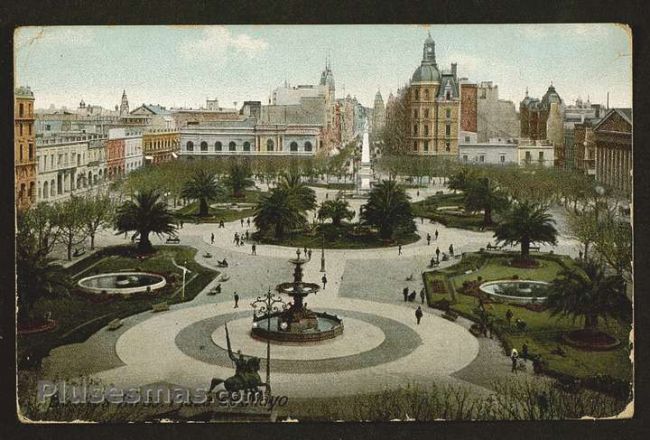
[250,252,343,343]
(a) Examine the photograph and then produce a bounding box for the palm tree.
[181,169,223,216]
[361,179,416,239]
[546,259,630,332]
[464,177,509,226]
[493,200,558,259]
[223,161,255,198]
[16,254,70,325]
[114,190,177,251]
[254,188,307,239]
[318,198,355,227]
[277,171,316,213]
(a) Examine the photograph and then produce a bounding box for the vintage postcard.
[13,24,633,422]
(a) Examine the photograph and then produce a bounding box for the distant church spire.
[119,89,129,116]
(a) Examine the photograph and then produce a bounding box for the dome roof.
[412,64,441,83]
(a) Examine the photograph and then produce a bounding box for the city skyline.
[15,24,632,111]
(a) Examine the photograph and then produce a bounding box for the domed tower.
[408,32,459,156]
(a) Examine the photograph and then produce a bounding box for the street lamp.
[320,234,326,272]
[172,258,190,300]
[250,288,286,395]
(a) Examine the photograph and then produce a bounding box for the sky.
[14,24,632,111]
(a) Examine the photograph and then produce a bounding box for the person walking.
[180,220,184,229]
[247,218,251,227]
[435,246,440,262]
[240,218,244,227]
[307,249,312,260]
[434,229,438,240]
[402,287,409,302]
[415,306,423,325]
[511,348,519,373]
[426,233,431,246]
[420,288,425,304]
[321,274,328,290]
[233,292,239,308]
[449,244,454,256]
[398,245,402,256]
[251,243,257,255]
[211,233,215,244]
[234,233,239,245]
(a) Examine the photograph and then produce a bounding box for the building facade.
[15,86,37,209]
[459,136,518,165]
[476,81,518,142]
[519,84,564,142]
[143,129,180,165]
[408,34,461,156]
[594,108,632,195]
[372,90,385,136]
[517,139,555,167]
[460,81,478,133]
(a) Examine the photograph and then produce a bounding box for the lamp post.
[320,234,326,272]
[250,288,286,395]
[172,258,190,300]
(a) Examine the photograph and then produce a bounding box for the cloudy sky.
[14,24,632,111]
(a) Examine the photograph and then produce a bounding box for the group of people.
[425,229,439,246]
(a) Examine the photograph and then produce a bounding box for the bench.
[166,236,181,244]
[73,247,86,257]
[107,318,123,330]
[152,302,169,313]
[530,246,541,252]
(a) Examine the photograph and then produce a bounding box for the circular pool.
[479,280,550,305]
[78,272,167,295]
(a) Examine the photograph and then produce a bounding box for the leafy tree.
[181,169,223,216]
[223,160,254,198]
[16,203,62,260]
[493,200,558,259]
[81,193,115,249]
[380,88,410,155]
[447,168,475,193]
[566,208,600,259]
[54,196,89,260]
[318,198,355,226]
[361,179,416,239]
[464,177,509,226]
[546,259,630,331]
[114,190,177,252]
[277,171,317,213]
[254,188,307,239]
[593,212,632,282]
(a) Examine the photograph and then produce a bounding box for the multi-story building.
[372,90,385,136]
[517,139,555,167]
[143,129,180,165]
[36,133,107,202]
[129,104,176,129]
[460,81,478,134]
[407,33,461,156]
[106,128,143,179]
[15,86,37,209]
[476,81,518,142]
[561,98,604,169]
[594,108,632,195]
[573,121,598,177]
[519,84,564,142]
[459,133,518,165]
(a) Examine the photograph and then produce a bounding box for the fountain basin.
[251,312,344,343]
[78,272,166,295]
[479,280,550,305]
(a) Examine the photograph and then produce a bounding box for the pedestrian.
[415,306,423,325]
[303,246,308,256]
[403,287,409,302]
[398,245,402,256]
[326,193,329,199]
[416,190,420,197]
[233,292,239,308]
[245,230,249,240]
[426,233,431,246]
[420,288,425,304]
[234,233,239,245]
[240,218,244,227]
[522,343,529,359]
[247,218,251,227]
[251,243,257,255]
[180,220,184,229]
[211,233,215,244]
[578,250,583,260]
[321,274,327,289]
[511,348,519,373]
[434,229,438,240]
[307,249,312,260]
[449,243,454,256]
[505,309,513,326]
[435,246,440,261]
[219,220,225,228]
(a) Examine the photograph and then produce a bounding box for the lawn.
[18,245,218,369]
[423,252,633,394]
[307,182,355,190]
[412,192,492,231]
[255,223,420,249]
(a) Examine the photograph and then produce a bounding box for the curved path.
[43,183,580,400]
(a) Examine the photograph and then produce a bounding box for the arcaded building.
[15,86,37,210]
[407,34,460,156]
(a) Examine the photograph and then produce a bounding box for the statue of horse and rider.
[208,322,268,394]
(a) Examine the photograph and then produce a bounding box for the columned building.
[407,33,461,156]
[594,108,632,196]
[143,129,180,164]
[15,86,37,209]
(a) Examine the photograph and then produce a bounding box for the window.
[186,141,194,152]
[414,90,419,100]
[19,103,24,117]
[463,155,468,162]
[229,141,236,151]
[28,144,33,161]
[243,141,251,152]
[446,92,451,100]
[446,108,451,119]
[479,155,485,163]
[481,89,487,99]
[19,144,23,161]
[290,141,298,152]
[413,141,418,151]
[424,141,429,152]
[215,141,222,151]
[413,124,418,135]
[424,109,429,118]
[445,124,451,136]
[500,154,505,163]
[525,151,532,162]
[267,139,274,151]
[19,123,23,136]
[304,141,313,152]
[465,136,470,142]
[424,125,429,136]
[413,109,418,118]
[538,151,544,162]
[201,141,208,152]
[424,89,429,99]
[29,124,32,135]
[445,142,451,152]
